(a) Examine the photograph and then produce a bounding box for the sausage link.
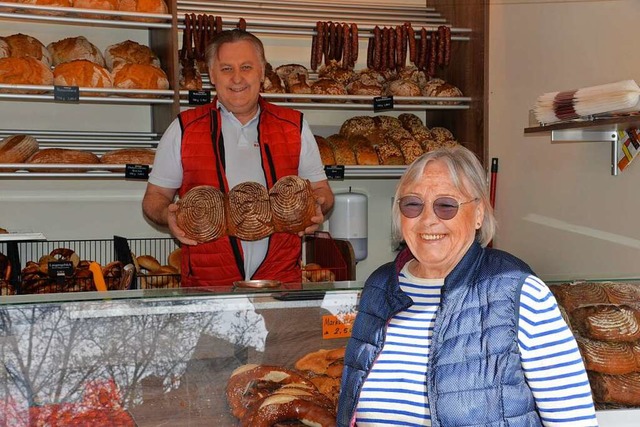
[315,21,325,70]
[181,14,190,60]
[311,29,318,70]
[323,22,331,65]
[444,25,451,66]
[406,23,416,64]
[437,25,446,67]
[419,27,428,71]
[428,29,437,76]
[373,25,382,70]
[336,22,344,63]
[216,16,223,34]
[342,23,351,68]
[328,22,337,62]
[350,23,359,65]
[367,34,374,69]
[395,25,404,71]
[387,26,396,71]
[381,27,389,71]
[238,17,247,30]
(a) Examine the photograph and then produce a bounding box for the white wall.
[488,0,640,281]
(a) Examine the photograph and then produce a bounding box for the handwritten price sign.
[322,313,356,339]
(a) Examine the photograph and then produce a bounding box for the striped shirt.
[355,263,598,427]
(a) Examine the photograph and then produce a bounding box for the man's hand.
[167,204,199,246]
[299,195,326,237]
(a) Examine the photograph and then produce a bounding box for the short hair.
[205,29,267,69]
[391,145,496,247]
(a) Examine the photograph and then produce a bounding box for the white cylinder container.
[329,188,368,261]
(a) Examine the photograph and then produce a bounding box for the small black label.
[125,164,150,180]
[373,96,394,112]
[54,86,80,102]
[324,165,345,181]
[189,90,211,105]
[48,261,73,284]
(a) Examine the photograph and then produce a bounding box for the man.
[142,30,334,287]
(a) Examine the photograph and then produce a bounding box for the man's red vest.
[177,97,304,287]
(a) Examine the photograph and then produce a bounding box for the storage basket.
[118,236,181,290]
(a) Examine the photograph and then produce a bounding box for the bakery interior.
[1,0,639,425]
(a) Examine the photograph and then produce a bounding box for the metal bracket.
[551,129,620,176]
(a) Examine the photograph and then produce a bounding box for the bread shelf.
[0,86,175,104]
[0,2,172,28]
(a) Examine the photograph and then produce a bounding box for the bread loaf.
[73,0,118,18]
[367,133,404,165]
[53,60,113,91]
[0,135,39,167]
[176,185,228,243]
[269,175,316,234]
[47,36,105,67]
[326,134,357,165]
[311,78,347,103]
[348,135,379,165]
[274,63,309,89]
[26,148,100,172]
[178,58,202,91]
[227,182,274,241]
[373,115,402,132]
[104,40,161,71]
[118,0,168,15]
[4,33,51,66]
[339,116,375,138]
[314,135,335,165]
[21,0,72,9]
[0,57,53,93]
[100,148,155,165]
[385,127,424,164]
[111,63,169,94]
[385,78,421,100]
[588,372,640,406]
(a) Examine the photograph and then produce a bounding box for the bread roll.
[136,255,160,272]
[47,36,105,67]
[0,57,53,93]
[168,247,181,272]
[0,39,10,60]
[0,135,39,166]
[326,134,356,165]
[348,135,379,165]
[26,148,100,172]
[314,135,335,165]
[4,33,51,67]
[111,63,169,95]
[100,148,155,168]
[53,60,113,92]
[104,40,161,71]
[141,265,178,289]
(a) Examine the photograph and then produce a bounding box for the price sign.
[125,164,150,180]
[322,313,356,339]
[188,90,211,105]
[324,165,345,181]
[373,96,394,112]
[54,85,80,102]
[48,261,73,285]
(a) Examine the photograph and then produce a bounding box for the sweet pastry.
[227,181,274,241]
[3,33,51,66]
[0,57,53,93]
[268,175,316,234]
[104,40,161,71]
[47,36,105,67]
[176,185,227,243]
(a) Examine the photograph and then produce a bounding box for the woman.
[337,146,597,427]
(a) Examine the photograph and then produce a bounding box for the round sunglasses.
[398,195,479,220]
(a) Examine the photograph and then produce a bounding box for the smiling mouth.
[420,233,445,241]
[229,86,248,92]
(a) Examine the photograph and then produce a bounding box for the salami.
[395,25,404,70]
[323,22,331,65]
[428,29,437,76]
[387,26,396,71]
[437,25,446,67]
[216,16,223,34]
[444,25,451,66]
[419,27,428,71]
[351,23,359,64]
[342,23,351,68]
[311,29,318,70]
[406,22,416,64]
[367,35,374,69]
[373,26,381,70]
[381,27,389,71]
[315,21,325,70]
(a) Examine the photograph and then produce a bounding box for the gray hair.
[205,29,267,69]
[391,145,496,247]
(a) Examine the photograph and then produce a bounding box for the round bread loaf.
[318,60,355,85]
[0,57,53,93]
[178,58,202,91]
[385,78,421,100]
[4,33,51,66]
[269,175,316,234]
[112,62,169,95]
[118,0,168,13]
[53,59,113,90]
[72,0,118,17]
[227,182,274,241]
[104,40,161,71]
[274,63,309,89]
[311,78,347,103]
[339,116,375,138]
[176,185,227,243]
[314,135,335,165]
[26,148,100,172]
[47,36,105,67]
[136,255,160,272]
[0,134,39,166]
[346,80,382,101]
[21,0,72,8]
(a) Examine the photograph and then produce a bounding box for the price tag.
[125,164,150,180]
[373,96,394,112]
[48,261,73,285]
[188,90,212,105]
[324,165,345,181]
[322,313,355,339]
[54,85,80,102]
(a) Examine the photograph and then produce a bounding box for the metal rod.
[179,0,435,14]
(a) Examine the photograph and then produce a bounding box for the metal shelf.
[0,86,175,104]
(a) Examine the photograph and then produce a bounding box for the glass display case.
[0,284,360,426]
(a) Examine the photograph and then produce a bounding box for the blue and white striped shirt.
[355,263,598,427]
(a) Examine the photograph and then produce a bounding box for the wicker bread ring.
[176,185,227,243]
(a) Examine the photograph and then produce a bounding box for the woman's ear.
[475,202,485,229]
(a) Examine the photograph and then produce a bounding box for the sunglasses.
[398,195,479,220]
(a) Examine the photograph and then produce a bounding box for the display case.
[0,284,360,425]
